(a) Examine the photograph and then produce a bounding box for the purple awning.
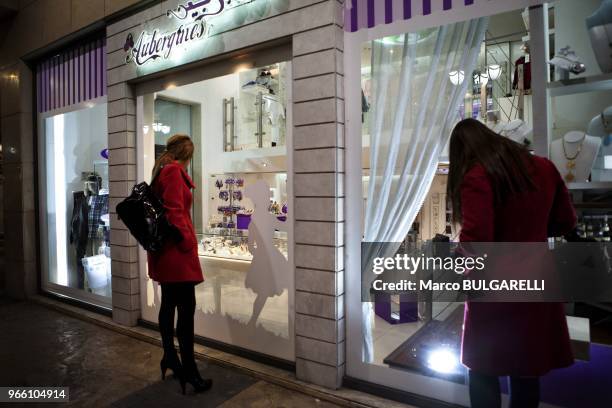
[37,38,107,113]
[345,0,478,32]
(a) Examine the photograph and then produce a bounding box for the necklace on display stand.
[562,132,586,182]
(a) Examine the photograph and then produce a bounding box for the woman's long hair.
[152,134,194,181]
[447,118,535,224]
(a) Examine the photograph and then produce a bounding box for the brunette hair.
[447,118,535,224]
[151,134,194,181]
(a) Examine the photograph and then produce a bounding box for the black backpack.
[115,182,182,252]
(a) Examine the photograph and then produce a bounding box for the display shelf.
[573,202,612,210]
[199,253,252,262]
[241,83,270,96]
[199,230,288,261]
[200,229,287,240]
[547,72,612,97]
[201,229,248,238]
[567,182,612,191]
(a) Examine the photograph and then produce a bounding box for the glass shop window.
[138,59,293,361]
[43,102,111,300]
[358,7,537,385]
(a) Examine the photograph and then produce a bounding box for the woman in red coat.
[147,134,211,394]
[447,119,576,408]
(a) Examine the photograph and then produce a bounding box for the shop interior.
[138,60,293,361]
[360,0,612,389]
[42,101,112,301]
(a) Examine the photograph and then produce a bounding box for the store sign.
[125,0,255,66]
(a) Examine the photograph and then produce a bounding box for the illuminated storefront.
[106,0,345,385]
[14,0,610,404]
[344,0,612,406]
[37,38,111,308]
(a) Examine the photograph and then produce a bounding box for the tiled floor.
[0,298,336,408]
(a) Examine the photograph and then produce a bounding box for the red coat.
[147,162,203,284]
[460,155,576,376]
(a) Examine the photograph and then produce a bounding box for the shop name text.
[125,0,255,66]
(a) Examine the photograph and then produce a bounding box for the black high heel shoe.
[180,369,213,394]
[160,354,183,381]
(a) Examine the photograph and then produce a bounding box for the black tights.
[159,283,197,374]
[469,370,540,408]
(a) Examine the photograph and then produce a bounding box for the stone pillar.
[292,1,346,389]
[107,78,140,325]
[1,61,37,299]
[105,0,148,327]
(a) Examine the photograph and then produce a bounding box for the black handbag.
[116,181,182,252]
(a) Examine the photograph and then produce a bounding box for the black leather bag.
[116,182,182,252]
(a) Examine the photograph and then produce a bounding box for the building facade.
[2,1,612,406]
[1,0,346,390]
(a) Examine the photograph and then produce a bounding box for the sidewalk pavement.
[0,297,340,407]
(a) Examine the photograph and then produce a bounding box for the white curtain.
[362,17,489,363]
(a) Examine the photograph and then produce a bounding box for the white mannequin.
[588,106,612,181]
[551,131,601,183]
[586,0,612,73]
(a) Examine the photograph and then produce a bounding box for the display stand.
[550,131,601,183]
[588,107,612,181]
[374,293,418,325]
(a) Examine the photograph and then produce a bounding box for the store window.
[41,102,111,301]
[347,3,560,404]
[138,60,293,361]
[349,1,612,405]
[38,39,111,306]
[358,16,490,383]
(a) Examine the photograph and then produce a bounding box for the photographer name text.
[372,279,545,292]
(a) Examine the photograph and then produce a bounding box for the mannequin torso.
[586,0,612,73]
[588,106,612,181]
[551,131,601,183]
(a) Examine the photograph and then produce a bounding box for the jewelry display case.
[198,229,288,261]
[201,171,289,262]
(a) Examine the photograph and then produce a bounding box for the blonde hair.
[152,134,194,181]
